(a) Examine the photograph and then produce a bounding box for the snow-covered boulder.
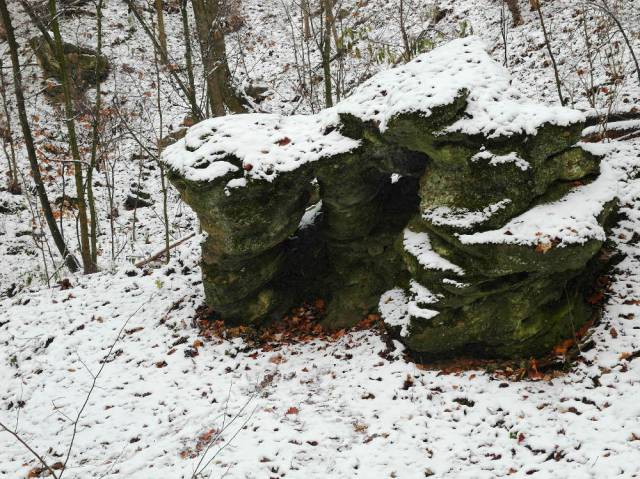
[163,37,621,358]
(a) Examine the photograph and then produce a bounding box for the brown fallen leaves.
[27,462,63,478]
[620,350,640,361]
[275,136,292,146]
[195,300,383,351]
[179,428,221,459]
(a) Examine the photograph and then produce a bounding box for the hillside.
[1,0,640,477]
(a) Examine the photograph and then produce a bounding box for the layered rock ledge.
[162,37,629,358]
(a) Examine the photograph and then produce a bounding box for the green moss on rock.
[165,78,609,359]
[29,36,109,89]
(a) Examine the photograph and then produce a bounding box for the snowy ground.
[1,0,640,477]
[1,0,639,294]
[2,145,640,477]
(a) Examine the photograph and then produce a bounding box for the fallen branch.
[135,232,197,268]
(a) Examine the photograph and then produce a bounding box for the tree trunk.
[534,0,565,105]
[48,0,95,273]
[0,0,79,272]
[154,0,168,59]
[505,0,524,26]
[181,0,198,121]
[302,0,310,41]
[87,0,104,269]
[191,0,245,116]
[0,59,20,193]
[154,27,171,263]
[321,0,333,107]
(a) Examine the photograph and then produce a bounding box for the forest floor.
[1,0,640,477]
[2,189,640,478]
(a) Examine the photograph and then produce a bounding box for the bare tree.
[586,0,640,87]
[500,1,510,66]
[533,0,566,105]
[399,0,412,62]
[155,0,168,58]
[48,0,96,273]
[153,28,171,263]
[321,0,333,107]
[0,0,80,272]
[181,0,198,121]
[191,0,246,116]
[124,0,205,120]
[0,58,20,194]
[87,0,104,269]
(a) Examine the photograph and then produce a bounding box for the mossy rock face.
[398,243,612,359]
[169,166,313,260]
[168,165,314,322]
[405,276,592,358]
[29,36,110,90]
[166,111,610,356]
[164,41,613,358]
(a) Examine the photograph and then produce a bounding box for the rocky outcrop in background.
[163,38,623,358]
[29,35,109,97]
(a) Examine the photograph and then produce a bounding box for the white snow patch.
[339,37,584,136]
[299,200,323,229]
[162,112,360,183]
[582,119,640,137]
[407,280,441,320]
[403,228,465,275]
[471,149,530,171]
[442,278,470,288]
[379,288,412,337]
[458,142,639,247]
[380,281,440,337]
[423,199,512,229]
[224,176,247,195]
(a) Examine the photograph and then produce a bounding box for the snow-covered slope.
[1,0,640,477]
[3,152,640,476]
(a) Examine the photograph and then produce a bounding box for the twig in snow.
[191,385,259,479]
[0,420,60,479]
[0,298,156,479]
[57,297,153,478]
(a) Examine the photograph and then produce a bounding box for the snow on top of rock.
[442,278,470,288]
[423,199,512,230]
[471,149,530,171]
[379,281,440,337]
[162,113,359,183]
[162,37,584,184]
[299,201,323,230]
[379,288,412,337]
[403,228,465,275]
[338,36,584,136]
[458,142,638,247]
[582,119,640,138]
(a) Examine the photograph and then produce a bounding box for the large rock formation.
[163,37,623,358]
